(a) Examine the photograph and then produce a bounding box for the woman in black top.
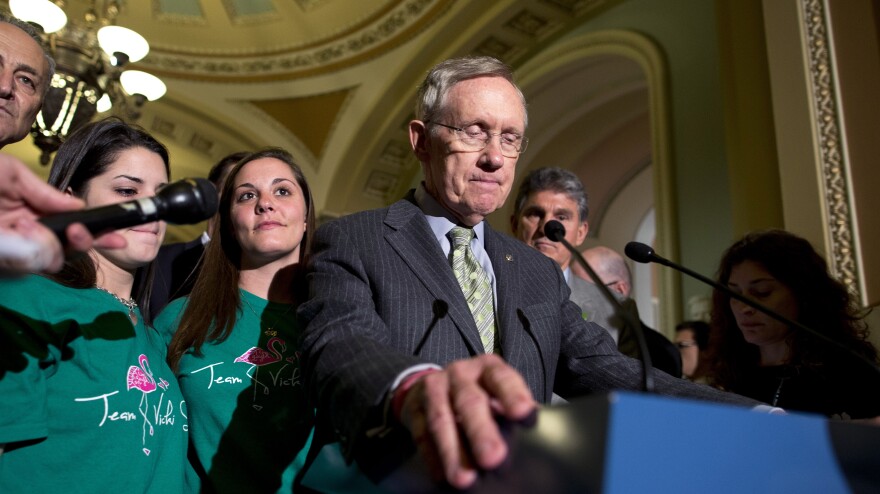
[706,230,880,419]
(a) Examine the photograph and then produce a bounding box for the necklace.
[94,285,138,323]
[241,296,294,337]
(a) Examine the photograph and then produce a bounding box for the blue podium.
[380,392,880,493]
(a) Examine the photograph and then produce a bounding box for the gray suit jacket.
[299,195,759,458]
[568,275,619,341]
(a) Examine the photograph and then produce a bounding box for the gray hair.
[513,167,589,222]
[0,14,57,94]
[415,55,528,130]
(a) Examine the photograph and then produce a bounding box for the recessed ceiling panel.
[249,88,353,160]
[156,0,204,16]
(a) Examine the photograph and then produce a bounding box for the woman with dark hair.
[157,149,317,492]
[0,117,187,491]
[705,229,880,418]
[46,117,171,326]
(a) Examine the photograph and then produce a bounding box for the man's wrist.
[365,364,442,439]
[392,368,441,420]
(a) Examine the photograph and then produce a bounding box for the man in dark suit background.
[299,56,762,489]
[511,168,681,378]
[509,167,609,324]
[147,151,248,315]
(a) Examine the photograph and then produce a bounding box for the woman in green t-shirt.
[159,149,317,493]
[0,118,189,492]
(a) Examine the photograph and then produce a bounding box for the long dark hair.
[46,117,170,326]
[166,148,315,370]
[706,229,876,391]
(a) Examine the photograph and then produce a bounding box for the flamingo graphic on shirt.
[127,353,166,455]
[234,337,288,410]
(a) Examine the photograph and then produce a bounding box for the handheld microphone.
[40,178,219,238]
[544,220,654,392]
[624,241,880,378]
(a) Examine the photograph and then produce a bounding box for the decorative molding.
[293,0,327,12]
[517,29,676,330]
[141,0,446,79]
[363,170,400,200]
[506,10,552,38]
[800,0,861,299]
[152,0,208,25]
[474,36,518,61]
[221,0,282,26]
[150,116,177,138]
[188,133,215,154]
[539,0,612,15]
[234,100,319,166]
[378,140,413,171]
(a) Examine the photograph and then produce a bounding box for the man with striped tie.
[299,55,761,490]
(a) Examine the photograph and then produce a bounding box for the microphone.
[414,300,449,355]
[41,178,219,239]
[624,241,880,379]
[544,220,654,392]
[624,241,671,267]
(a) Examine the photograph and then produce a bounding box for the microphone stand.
[545,221,654,392]
[625,242,880,380]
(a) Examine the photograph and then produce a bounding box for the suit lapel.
[383,198,483,355]
[485,225,556,400]
[484,225,534,368]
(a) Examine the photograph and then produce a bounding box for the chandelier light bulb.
[120,70,166,101]
[97,25,150,63]
[21,2,165,165]
[96,93,113,112]
[10,0,68,33]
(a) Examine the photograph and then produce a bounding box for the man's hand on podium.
[395,354,537,489]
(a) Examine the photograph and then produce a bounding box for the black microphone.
[624,241,880,379]
[624,241,672,267]
[414,300,449,355]
[544,220,654,392]
[41,177,219,238]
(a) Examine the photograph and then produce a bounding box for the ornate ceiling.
[7,0,642,243]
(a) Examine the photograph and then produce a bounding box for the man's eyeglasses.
[426,121,528,158]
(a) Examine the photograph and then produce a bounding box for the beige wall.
[827,0,880,308]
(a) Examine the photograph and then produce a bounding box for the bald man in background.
[574,245,682,377]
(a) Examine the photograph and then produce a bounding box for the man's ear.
[574,220,589,246]
[409,120,430,163]
[510,214,519,236]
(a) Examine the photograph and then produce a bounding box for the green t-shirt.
[155,290,314,493]
[0,275,188,492]
[156,289,383,494]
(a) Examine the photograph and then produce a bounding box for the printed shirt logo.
[74,354,183,457]
[191,337,302,412]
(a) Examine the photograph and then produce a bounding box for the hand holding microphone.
[0,157,128,275]
[40,177,219,238]
[0,176,218,276]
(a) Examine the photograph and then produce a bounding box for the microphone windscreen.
[625,241,655,263]
[159,178,219,224]
[544,220,566,242]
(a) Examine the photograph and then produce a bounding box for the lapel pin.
[505,254,513,262]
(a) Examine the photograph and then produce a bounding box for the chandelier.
[10,0,166,164]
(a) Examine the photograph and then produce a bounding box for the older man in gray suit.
[299,55,762,489]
